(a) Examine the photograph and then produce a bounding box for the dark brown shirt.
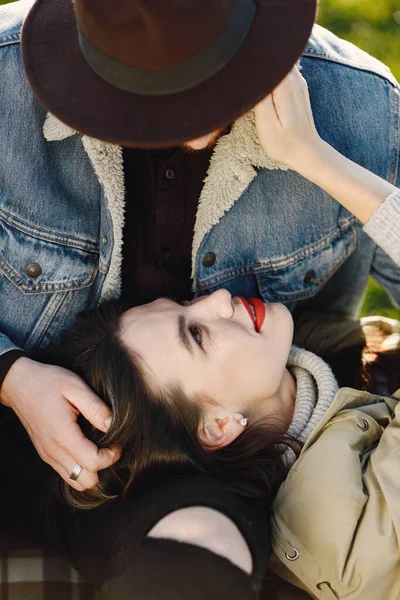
[121,146,213,306]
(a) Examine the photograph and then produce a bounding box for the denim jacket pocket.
[255,220,356,303]
[0,217,99,351]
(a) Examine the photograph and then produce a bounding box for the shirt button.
[303,269,316,284]
[25,263,42,278]
[165,168,175,180]
[102,236,108,245]
[163,248,172,261]
[202,252,216,267]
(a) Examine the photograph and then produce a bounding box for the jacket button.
[102,236,108,245]
[202,252,216,268]
[25,263,42,278]
[303,269,316,284]
[285,547,299,561]
[357,418,369,431]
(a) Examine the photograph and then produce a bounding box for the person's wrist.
[0,356,33,408]
[286,136,327,175]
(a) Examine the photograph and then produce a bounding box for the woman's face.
[119,290,294,422]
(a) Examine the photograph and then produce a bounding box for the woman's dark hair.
[55,300,296,510]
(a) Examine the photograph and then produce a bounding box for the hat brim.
[22,0,316,148]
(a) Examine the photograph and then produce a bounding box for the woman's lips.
[238,297,266,332]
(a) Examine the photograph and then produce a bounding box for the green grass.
[318,0,400,81]
[361,280,400,319]
[1,0,399,318]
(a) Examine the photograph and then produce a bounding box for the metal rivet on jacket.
[357,418,369,431]
[202,252,216,267]
[303,269,316,284]
[285,547,299,561]
[25,263,42,278]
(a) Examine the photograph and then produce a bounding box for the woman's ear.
[198,414,246,450]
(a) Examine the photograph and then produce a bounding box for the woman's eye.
[189,325,203,347]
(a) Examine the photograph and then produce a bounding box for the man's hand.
[254,66,322,171]
[0,357,119,491]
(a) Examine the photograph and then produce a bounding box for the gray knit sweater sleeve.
[364,189,400,265]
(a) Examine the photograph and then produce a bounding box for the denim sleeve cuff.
[0,350,25,391]
[364,189,400,266]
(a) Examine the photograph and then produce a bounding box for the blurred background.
[1,0,399,317]
[319,0,400,81]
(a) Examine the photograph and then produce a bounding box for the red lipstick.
[238,297,266,332]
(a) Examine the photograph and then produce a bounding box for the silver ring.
[69,463,83,482]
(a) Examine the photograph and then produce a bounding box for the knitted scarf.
[286,345,339,449]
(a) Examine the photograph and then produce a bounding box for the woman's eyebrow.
[178,314,193,355]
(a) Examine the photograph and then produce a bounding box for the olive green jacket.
[270,381,400,599]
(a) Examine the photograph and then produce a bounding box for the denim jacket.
[1,0,400,357]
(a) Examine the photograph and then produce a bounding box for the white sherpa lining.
[43,113,77,141]
[191,109,288,280]
[190,60,304,280]
[81,136,125,300]
[44,108,288,296]
[43,113,125,301]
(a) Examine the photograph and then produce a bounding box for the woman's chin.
[261,302,294,343]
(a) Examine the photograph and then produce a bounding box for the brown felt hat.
[22,0,317,148]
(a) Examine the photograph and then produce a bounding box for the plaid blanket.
[0,549,99,600]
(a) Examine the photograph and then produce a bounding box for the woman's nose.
[203,289,233,318]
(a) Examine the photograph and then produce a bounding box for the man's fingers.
[50,437,120,490]
[58,422,120,471]
[65,382,113,433]
[64,459,99,490]
[49,459,92,491]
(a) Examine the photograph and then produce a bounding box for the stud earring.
[238,417,248,427]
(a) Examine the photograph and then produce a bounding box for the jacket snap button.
[285,547,299,561]
[202,252,216,268]
[357,418,369,432]
[25,263,42,278]
[303,269,316,284]
[102,236,108,245]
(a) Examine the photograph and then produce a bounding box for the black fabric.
[0,350,25,391]
[0,409,58,552]
[100,538,257,600]
[61,475,271,591]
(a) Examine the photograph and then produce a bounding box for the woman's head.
[56,292,296,509]
[119,290,295,448]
